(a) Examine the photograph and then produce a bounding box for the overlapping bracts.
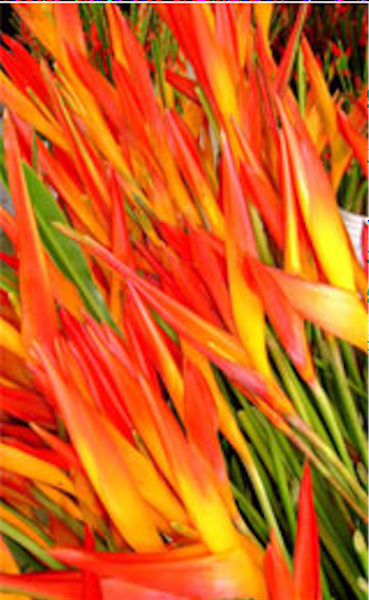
[0,5,367,600]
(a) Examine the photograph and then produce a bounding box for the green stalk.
[353,180,368,214]
[249,206,275,266]
[313,326,337,400]
[273,436,361,595]
[246,449,290,563]
[358,578,369,598]
[196,86,219,144]
[268,429,296,540]
[229,455,246,494]
[231,484,269,542]
[228,410,289,557]
[327,338,368,468]
[353,530,369,579]
[212,374,289,556]
[237,409,275,476]
[3,535,45,573]
[314,345,366,402]
[0,500,52,547]
[0,520,64,571]
[319,520,364,598]
[152,37,168,107]
[267,332,331,445]
[357,462,368,488]
[267,334,310,424]
[290,416,368,513]
[310,379,355,476]
[345,163,360,211]
[272,426,301,476]
[320,554,342,600]
[138,5,153,45]
[297,47,306,117]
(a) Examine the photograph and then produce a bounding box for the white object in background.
[340,209,367,267]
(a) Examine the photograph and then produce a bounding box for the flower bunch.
[0,5,367,600]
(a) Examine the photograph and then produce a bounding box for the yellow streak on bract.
[0,444,74,496]
[35,483,84,522]
[0,318,25,358]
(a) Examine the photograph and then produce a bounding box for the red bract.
[265,464,322,600]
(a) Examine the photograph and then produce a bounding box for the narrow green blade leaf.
[22,163,115,327]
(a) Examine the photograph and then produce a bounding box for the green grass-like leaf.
[23,163,115,328]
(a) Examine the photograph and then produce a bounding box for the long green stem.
[231,484,269,542]
[339,341,363,389]
[297,46,306,116]
[250,205,275,266]
[267,332,331,446]
[327,338,368,468]
[310,379,355,476]
[0,520,64,571]
[238,408,275,475]
[246,450,290,562]
[0,500,52,547]
[353,530,369,579]
[319,521,364,598]
[230,415,290,558]
[290,416,368,513]
[268,429,296,540]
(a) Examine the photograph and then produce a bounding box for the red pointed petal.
[31,423,80,469]
[66,45,122,134]
[0,386,55,427]
[234,123,284,249]
[337,109,368,177]
[294,464,322,600]
[276,97,356,292]
[265,530,295,600]
[275,6,308,95]
[222,134,269,375]
[82,527,103,600]
[125,286,184,413]
[188,229,235,332]
[4,111,58,351]
[184,360,226,483]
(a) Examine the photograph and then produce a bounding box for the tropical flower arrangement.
[0,4,367,600]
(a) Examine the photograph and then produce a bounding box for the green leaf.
[0,261,18,295]
[0,519,64,571]
[0,137,9,190]
[22,163,115,328]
